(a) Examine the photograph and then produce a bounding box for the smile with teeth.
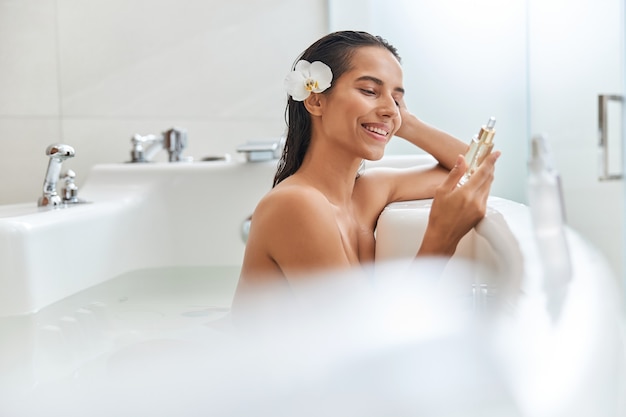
[363,125,389,137]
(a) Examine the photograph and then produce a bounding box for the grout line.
[0,115,59,120]
[53,0,64,140]
[0,114,279,122]
[525,0,532,145]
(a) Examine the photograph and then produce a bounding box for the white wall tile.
[0,0,328,204]
[0,0,59,116]
[57,0,327,119]
[0,118,62,204]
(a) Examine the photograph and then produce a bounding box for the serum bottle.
[458,117,496,186]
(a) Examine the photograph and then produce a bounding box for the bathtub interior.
[0,265,239,396]
[1,265,525,417]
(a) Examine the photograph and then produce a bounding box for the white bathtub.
[0,154,623,417]
[0,159,277,317]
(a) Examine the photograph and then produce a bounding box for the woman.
[235,31,499,301]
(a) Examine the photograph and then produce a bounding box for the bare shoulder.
[254,182,334,226]
[251,182,340,247]
[245,181,351,277]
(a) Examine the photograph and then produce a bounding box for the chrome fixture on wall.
[130,127,189,163]
[598,94,623,181]
[236,137,284,162]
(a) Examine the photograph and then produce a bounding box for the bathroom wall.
[528,0,625,281]
[0,0,328,205]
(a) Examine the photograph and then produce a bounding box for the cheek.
[328,100,359,125]
[391,112,402,135]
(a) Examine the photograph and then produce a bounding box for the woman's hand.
[417,151,500,257]
[394,96,417,139]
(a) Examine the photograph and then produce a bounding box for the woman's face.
[316,46,404,161]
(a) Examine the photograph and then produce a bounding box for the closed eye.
[360,88,376,96]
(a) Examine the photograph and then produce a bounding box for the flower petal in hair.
[284,60,333,101]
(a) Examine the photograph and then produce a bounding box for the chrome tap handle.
[130,133,147,162]
[38,144,75,207]
[164,127,188,162]
[61,169,79,203]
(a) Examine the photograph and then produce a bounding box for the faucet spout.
[38,144,75,207]
[130,133,164,163]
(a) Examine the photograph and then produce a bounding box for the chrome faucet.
[130,127,188,162]
[130,133,161,162]
[38,144,75,208]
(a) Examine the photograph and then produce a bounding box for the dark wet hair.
[273,31,401,187]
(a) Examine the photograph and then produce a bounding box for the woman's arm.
[394,98,468,171]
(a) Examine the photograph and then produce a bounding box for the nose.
[377,93,399,118]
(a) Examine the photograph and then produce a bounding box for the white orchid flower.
[284,60,333,101]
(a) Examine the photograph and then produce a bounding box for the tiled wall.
[0,0,328,204]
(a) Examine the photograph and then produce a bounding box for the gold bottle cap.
[478,116,496,144]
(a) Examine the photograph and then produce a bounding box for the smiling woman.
[233,30,500,303]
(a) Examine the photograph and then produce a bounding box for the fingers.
[482,150,501,167]
[397,96,408,110]
[468,151,500,187]
[440,154,467,191]
[462,151,500,203]
[441,150,499,195]
[426,151,501,255]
